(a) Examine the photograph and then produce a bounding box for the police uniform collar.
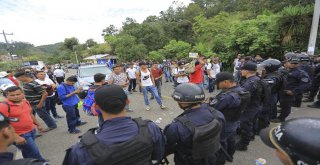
[100,116,132,127]
[180,106,203,116]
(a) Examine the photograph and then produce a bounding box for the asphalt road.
[28,69,320,165]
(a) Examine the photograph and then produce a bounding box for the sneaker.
[160,105,166,109]
[132,89,137,92]
[146,106,151,111]
[307,104,320,108]
[126,108,134,112]
[69,129,81,134]
[150,97,154,100]
[302,98,314,102]
[77,121,87,126]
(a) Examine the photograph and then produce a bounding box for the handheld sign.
[189,52,198,58]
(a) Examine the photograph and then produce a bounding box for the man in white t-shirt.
[53,67,65,84]
[126,63,137,94]
[136,62,166,111]
[174,61,189,85]
[206,57,220,93]
[35,71,63,119]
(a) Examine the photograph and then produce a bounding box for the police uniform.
[164,105,224,165]
[212,85,245,164]
[164,83,224,165]
[278,67,311,121]
[306,63,320,106]
[65,117,166,165]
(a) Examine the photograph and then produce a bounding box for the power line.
[0,30,14,61]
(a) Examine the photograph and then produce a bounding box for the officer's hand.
[286,90,294,96]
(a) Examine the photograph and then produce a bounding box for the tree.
[63,37,79,51]
[85,39,97,48]
[162,40,192,59]
[102,25,118,36]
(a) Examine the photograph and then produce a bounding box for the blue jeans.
[45,96,58,118]
[142,86,162,106]
[164,70,172,82]
[62,105,81,132]
[208,78,216,93]
[15,129,46,161]
[32,105,57,129]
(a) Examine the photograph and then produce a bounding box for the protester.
[189,56,205,89]
[207,57,220,93]
[163,59,172,83]
[64,85,166,165]
[6,70,19,86]
[151,62,163,99]
[54,67,65,84]
[35,71,63,119]
[14,71,57,131]
[108,64,132,112]
[0,86,47,161]
[136,62,166,111]
[0,71,15,87]
[126,63,137,94]
[173,61,189,85]
[57,76,87,134]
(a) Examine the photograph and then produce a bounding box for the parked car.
[76,64,112,99]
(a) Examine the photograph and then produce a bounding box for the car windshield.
[79,66,111,78]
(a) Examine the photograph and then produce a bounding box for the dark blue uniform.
[239,75,262,148]
[294,64,314,107]
[66,117,166,165]
[307,63,320,103]
[263,72,284,119]
[213,86,242,164]
[279,68,311,120]
[0,152,14,164]
[164,104,224,165]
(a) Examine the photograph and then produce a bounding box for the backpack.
[83,86,101,116]
[76,118,153,165]
[175,108,222,160]
[185,61,196,74]
[253,79,271,105]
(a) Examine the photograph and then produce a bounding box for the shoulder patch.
[301,78,309,83]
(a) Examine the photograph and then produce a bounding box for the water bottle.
[255,158,266,165]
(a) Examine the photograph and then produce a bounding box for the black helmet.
[260,118,320,165]
[284,52,296,60]
[172,83,205,103]
[287,55,299,64]
[297,53,310,62]
[260,59,282,73]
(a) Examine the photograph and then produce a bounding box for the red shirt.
[8,75,19,86]
[189,64,203,84]
[151,68,163,79]
[0,99,34,135]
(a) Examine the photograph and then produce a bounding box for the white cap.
[0,71,8,78]
[0,84,16,91]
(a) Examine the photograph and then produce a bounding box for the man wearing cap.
[206,57,220,93]
[64,85,166,165]
[57,76,87,134]
[210,72,249,165]
[0,86,47,161]
[274,56,311,123]
[260,118,320,165]
[237,62,263,151]
[0,71,15,87]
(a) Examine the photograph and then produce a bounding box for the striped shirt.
[22,80,44,105]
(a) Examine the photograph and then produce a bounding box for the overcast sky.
[0,0,191,46]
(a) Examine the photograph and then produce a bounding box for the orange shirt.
[0,99,34,135]
[189,64,204,84]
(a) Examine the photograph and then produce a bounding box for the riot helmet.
[172,83,205,103]
[260,59,282,73]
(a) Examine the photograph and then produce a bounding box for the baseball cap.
[215,72,234,85]
[240,62,257,71]
[0,71,8,78]
[260,118,320,165]
[94,85,128,113]
[0,112,19,127]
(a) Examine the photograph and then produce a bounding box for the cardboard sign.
[189,52,198,58]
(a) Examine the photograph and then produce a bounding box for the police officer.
[164,83,224,165]
[260,59,284,120]
[272,56,311,123]
[237,62,263,151]
[209,72,250,165]
[260,118,320,165]
[305,56,320,107]
[293,53,314,107]
[64,85,166,165]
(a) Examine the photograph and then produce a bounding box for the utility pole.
[0,30,14,61]
[307,0,320,56]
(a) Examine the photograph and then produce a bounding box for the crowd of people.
[0,52,320,165]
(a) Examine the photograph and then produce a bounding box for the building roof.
[83,54,117,60]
